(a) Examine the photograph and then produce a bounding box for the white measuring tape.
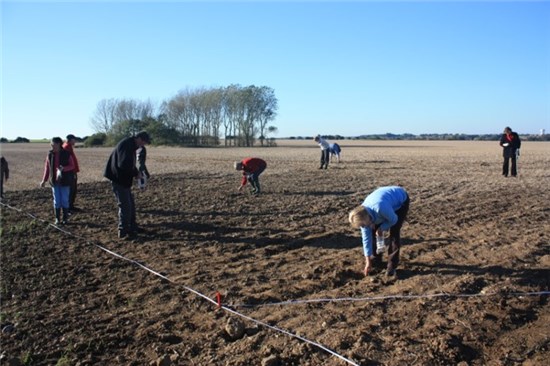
[1,202,361,366]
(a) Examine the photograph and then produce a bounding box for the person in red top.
[62,134,80,211]
[40,137,76,224]
[234,158,267,195]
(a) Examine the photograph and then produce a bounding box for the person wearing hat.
[234,157,267,195]
[348,185,410,278]
[499,126,521,177]
[62,134,80,211]
[104,131,151,239]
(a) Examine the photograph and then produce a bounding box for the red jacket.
[240,158,267,185]
[62,142,80,173]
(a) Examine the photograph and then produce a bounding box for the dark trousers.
[373,195,410,273]
[502,156,517,177]
[111,182,136,233]
[69,173,78,209]
[248,165,266,192]
[320,149,330,168]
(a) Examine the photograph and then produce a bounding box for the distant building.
[541,129,546,136]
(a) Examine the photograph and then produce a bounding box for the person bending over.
[235,158,267,195]
[349,186,410,278]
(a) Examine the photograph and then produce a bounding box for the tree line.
[88,84,278,147]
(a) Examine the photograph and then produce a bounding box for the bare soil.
[1,140,549,366]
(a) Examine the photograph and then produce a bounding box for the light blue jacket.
[360,186,408,256]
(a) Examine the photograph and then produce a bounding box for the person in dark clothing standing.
[40,137,76,224]
[235,157,267,195]
[1,156,10,199]
[104,131,151,239]
[63,134,80,211]
[499,126,521,177]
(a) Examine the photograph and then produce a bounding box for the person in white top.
[314,135,331,169]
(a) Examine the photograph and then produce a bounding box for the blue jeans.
[51,185,70,209]
[111,182,136,233]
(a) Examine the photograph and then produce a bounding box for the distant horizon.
[2,131,547,142]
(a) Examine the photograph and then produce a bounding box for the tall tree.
[256,86,278,146]
[90,98,117,134]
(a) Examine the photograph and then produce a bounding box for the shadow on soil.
[402,262,550,287]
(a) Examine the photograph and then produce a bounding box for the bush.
[12,137,30,143]
[84,133,107,147]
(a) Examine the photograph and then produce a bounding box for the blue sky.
[2,0,549,139]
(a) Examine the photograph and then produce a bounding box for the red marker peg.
[216,291,222,308]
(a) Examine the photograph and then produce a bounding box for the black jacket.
[0,157,8,181]
[499,132,521,158]
[104,137,139,188]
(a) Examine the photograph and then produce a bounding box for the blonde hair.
[348,205,370,229]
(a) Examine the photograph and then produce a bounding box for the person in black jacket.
[104,131,151,239]
[40,137,76,224]
[499,126,521,177]
[0,156,9,199]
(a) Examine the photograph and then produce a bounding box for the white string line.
[232,290,550,308]
[220,305,360,366]
[0,202,361,366]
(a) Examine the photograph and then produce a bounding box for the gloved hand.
[516,149,520,156]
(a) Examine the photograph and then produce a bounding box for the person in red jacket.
[40,137,76,224]
[234,158,267,195]
[62,134,80,211]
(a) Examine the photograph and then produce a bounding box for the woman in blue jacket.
[348,186,410,277]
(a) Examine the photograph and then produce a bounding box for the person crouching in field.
[499,126,521,177]
[348,186,410,278]
[235,158,267,195]
[314,135,331,169]
[40,137,76,225]
[104,131,151,239]
[329,142,341,163]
